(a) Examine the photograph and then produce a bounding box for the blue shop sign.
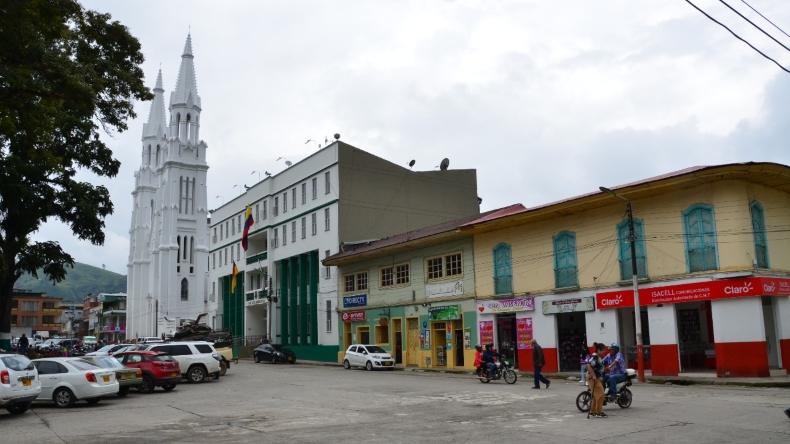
[343,294,368,308]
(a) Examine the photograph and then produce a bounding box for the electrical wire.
[718,0,790,53]
[684,0,790,73]
[739,0,790,39]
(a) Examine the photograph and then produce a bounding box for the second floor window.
[301,217,307,239]
[274,197,279,216]
[493,243,513,294]
[344,271,368,292]
[302,183,307,204]
[553,231,578,288]
[617,219,648,280]
[683,204,718,273]
[22,301,39,311]
[426,253,462,280]
[324,208,330,231]
[291,221,296,243]
[312,178,317,199]
[273,228,279,247]
[312,213,317,235]
[750,201,769,268]
[282,225,287,245]
[325,171,331,194]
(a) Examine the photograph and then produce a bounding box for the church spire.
[143,69,167,138]
[170,34,201,109]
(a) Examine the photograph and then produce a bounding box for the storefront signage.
[479,320,494,346]
[340,311,366,322]
[516,316,533,350]
[477,297,534,314]
[596,277,790,310]
[429,305,460,320]
[426,280,464,299]
[246,298,268,307]
[343,294,367,308]
[542,296,595,314]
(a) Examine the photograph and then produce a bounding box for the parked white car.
[85,344,135,356]
[32,357,118,408]
[143,342,221,383]
[0,354,40,414]
[343,345,395,371]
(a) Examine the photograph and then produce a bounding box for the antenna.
[439,158,450,171]
[251,170,260,181]
[285,160,292,167]
[334,133,340,141]
[265,171,272,176]
[408,160,415,169]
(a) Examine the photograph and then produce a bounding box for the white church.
[127,35,211,339]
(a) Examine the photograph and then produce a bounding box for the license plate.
[171,372,178,377]
[103,375,110,382]
[22,379,31,387]
[383,362,391,366]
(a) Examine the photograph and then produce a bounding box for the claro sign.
[596,276,790,310]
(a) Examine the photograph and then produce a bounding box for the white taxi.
[33,357,118,408]
[1,354,40,414]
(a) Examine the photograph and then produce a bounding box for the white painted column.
[711,297,768,377]
[774,296,790,371]
[584,309,619,347]
[647,304,680,375]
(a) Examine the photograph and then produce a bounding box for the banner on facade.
[340,311,366,322]
[464,327,471,350]
[429,305,460,320]
[479,320,494,346]
[424,330,431,348]
[542,296,595,314]
[477,297,534,314]
[426,280,464,299]
[343,294,367,308]
[516,316,533,350]
[596,276,790,310]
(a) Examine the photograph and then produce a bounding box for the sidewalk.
[284,358,790,388]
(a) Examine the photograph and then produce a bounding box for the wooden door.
[406,317,419,366]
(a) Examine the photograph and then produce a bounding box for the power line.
[718,0,790,53]
[739,0,790,39]
[685,0,790,73]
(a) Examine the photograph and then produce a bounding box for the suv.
[137,337,164,345]
[144,342,221,383]
[0,354,41,414]
[114,351,181,393]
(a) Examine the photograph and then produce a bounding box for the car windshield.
[1,355,34,371]
[89,357,124,369]
[271,345,287,351]
[151,354,175,362]
[364,346,387,354]
[69,359,102,371]
[95,345,115,353]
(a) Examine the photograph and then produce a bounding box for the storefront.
[476,297,535,371]
[596,276,790,377]
[541,297,595,372]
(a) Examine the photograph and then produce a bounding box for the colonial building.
[209,141,479,361]
[127,34,210,339]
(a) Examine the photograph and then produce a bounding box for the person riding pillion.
[602,343,627,397]
[473,344,484,372]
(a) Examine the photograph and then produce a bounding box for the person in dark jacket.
[18,334,29,355]
[531,339,551,389]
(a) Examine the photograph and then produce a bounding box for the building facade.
[127,34,210,339]
[10,291,63,340]
[466,162,790,377]
[209,141,479,361]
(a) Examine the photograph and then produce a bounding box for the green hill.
[14,262,126,303]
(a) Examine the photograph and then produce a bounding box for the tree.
[0,0,153,349]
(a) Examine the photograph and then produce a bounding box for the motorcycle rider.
[482,343,504,379]
[473,344,484,375]
[603,343,627,399]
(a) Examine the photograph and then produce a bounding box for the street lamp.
[599,186,645,383]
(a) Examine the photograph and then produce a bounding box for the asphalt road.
[2,361,789,443]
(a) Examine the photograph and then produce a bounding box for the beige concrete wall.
[337,143,479,243]
[474,180,790,297]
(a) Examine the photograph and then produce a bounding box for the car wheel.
[220,361,228,376]
[6,402,31,415]
[162,383,177,391]
[270,355,276,364]
[139,375,155,394]
[187,365,207,383]
[366,361,373,371]
[343,360,351,370]
[86,397,101,405]
[254,353,261,363]
[118,386,131,397]
[53,387,75,408]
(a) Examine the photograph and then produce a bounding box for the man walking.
[531,339,550,389]
[18,333,29,355]
[586,342,608,418]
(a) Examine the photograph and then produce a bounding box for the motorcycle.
[576,368,636,412]
[476,359,518,384]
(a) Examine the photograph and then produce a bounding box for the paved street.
[3,361,789,444]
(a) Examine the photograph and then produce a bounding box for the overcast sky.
[32,0,790,276]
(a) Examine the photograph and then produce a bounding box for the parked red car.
[114,351,181,394]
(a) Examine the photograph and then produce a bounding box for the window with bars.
[682,204,718,273]
[750,201,769,268]
[553,231,578,288]
[344,271,368,293]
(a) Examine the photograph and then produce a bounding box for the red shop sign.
[596,277,790,310]
[340,311,366,322]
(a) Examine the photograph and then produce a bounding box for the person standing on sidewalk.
[18,334,29,356]
[531,339,550,389]
[586,342,608,418]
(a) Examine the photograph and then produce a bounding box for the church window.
[186,114,192,142]
[147,145,151,165]
[190,237,195,264]
[179,177,183,213]
[176,113,181,138]
[181,278,188,301]
[191,178,196,215]
[177,236,181,263]
[156,145,161,166]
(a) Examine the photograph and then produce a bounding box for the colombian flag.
[231,260,239,293]
[242,205,254,251]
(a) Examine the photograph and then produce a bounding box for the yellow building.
[464,163,790,377]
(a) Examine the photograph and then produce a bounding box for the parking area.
[2,360,789,444]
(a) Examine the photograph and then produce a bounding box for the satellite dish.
[334,133,340,141]
[285,161,292,167]
[408,160,415,169]
[439,158,450,171]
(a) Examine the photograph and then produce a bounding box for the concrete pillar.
[711,298,769,377]
[298,254,308,346]
[647,304,680,376]
[774,296,790,374]
[524,309,557,372]
[280,260,289,346]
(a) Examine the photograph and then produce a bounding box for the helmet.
[610,343,620,352]
[475,344,482,350]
